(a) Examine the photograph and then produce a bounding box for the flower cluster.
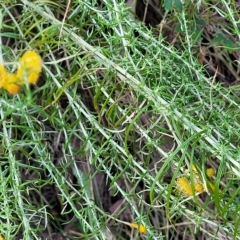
[175,165,219,197]
[129,222,147,234]
[0,50,42,94]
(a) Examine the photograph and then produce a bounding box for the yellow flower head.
[0,64,7,88]
[16,50,42,84]
[194,182,204,193]
[206,168,215,179]
[4,73,21,95]
[129,222,147,234]
[176,177,193,196]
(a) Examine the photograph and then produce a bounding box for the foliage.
[0,0,240,239]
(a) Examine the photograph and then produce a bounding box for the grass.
[0,0,240,239]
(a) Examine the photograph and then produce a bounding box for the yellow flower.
[0,64,8,88]
[175,165,221,198]
[194,182,204,193]
[0,235,4,240]
[1,50,42,95]
[176,177,193,196]
[205,181,222,194]
[4,73,21,94]
[16,50,42,84]
[206,168,215,179]
[129,222,147,234]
